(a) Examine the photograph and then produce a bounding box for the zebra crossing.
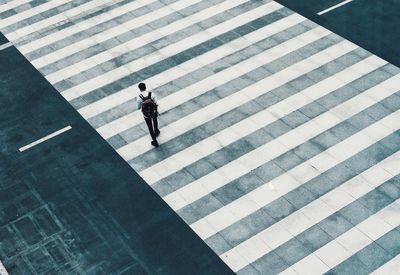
[1,0,400,274]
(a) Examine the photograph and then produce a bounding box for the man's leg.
[153,116,160,136]
[144,117,157,142]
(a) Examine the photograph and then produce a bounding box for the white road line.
[0,0,70,30]
[164,72,397,215]
[81,13,305,119]
[221,152,400,272]
[60,1,283,101]
[280,199,400,275]
[317,0,353,16]
[91,13,306,133]
[116,37,353,161]
[371,255,400,275]
[31,0,205,69]
[139,52,378,184]
[6,0,112,41]
[18,0,135,54]
[189,106,399,241]
[0,0,31,13]
[0,42,12,51]
[0,261,9,275]
[82,15,311,126]
[43,0,248,83]
[18,125,72,152]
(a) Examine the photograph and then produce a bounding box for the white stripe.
[139,52,374,184]
[0,261,9,275]
[60,1,283,101]
[78,13,308,121]
[221,151,400,272]
[80,12,304,119]
[0,0,31,13]
[18,0,141,54]
[190,106,399,242]
[31,0,206,69]
[116,37,356,161]
[165,72,397,215]
[46,0,252,83]
[0,42,12,51]
[18,126,72,152]
[371,255,400,275]
[92,13,306,134]
[318,0,353,16]
[6,0,114,41]
[0,0,70,30]
[281,199,400,275]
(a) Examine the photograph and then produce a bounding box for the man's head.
[138,82,146,92]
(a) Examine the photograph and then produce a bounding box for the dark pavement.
[275,0,400,67]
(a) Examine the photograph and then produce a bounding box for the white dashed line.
[18,125,72,152]
[318,0,354,15]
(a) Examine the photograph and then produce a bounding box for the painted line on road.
[18,125,72,152]
[317,0,353,15]
[0,261,9,275]
[0,42,12,51]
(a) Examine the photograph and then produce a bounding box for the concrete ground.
[1,0,400,274]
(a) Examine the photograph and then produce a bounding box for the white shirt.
[136,91,158,110]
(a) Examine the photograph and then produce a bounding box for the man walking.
[137,82,160,147]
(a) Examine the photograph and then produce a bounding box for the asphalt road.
[275,0,400,67]
[1,0,399,274]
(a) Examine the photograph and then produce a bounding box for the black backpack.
[140,92,157,118]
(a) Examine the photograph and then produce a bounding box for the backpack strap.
[139,94,145,101]
[147,92,152,100]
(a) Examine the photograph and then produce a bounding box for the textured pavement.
[1,0,400,274]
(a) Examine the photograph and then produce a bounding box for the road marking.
[317,0,353,15]
[60,1,283,101]
[18,125,72,152]
[0,42,12,51]
[0,261,9,275]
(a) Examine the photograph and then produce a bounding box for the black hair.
[138,82,146,91]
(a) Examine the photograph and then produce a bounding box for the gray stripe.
[15,0,134,47]
[88,14,309,129]
[204,129,400,257]
[383,63,400,76]
[63,2,290,109]
[176,88,399,226]
[0,0,47,20]
[113,32,342,156]
[0,7,17,20]
[44,0,229,78]
[326,225,400,275]
[25,0,177,62]
[126,44,368,175]
[238,176,400,275]
[2,0,92,34]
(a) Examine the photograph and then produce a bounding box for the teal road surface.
[275,0,400,67]
[1,0,400,274]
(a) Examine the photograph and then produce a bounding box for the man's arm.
[136,96,142,110]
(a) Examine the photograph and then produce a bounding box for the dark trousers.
[144,116,159,141]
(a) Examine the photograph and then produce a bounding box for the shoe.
[155,130,160,137]
[151,140,159,147]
